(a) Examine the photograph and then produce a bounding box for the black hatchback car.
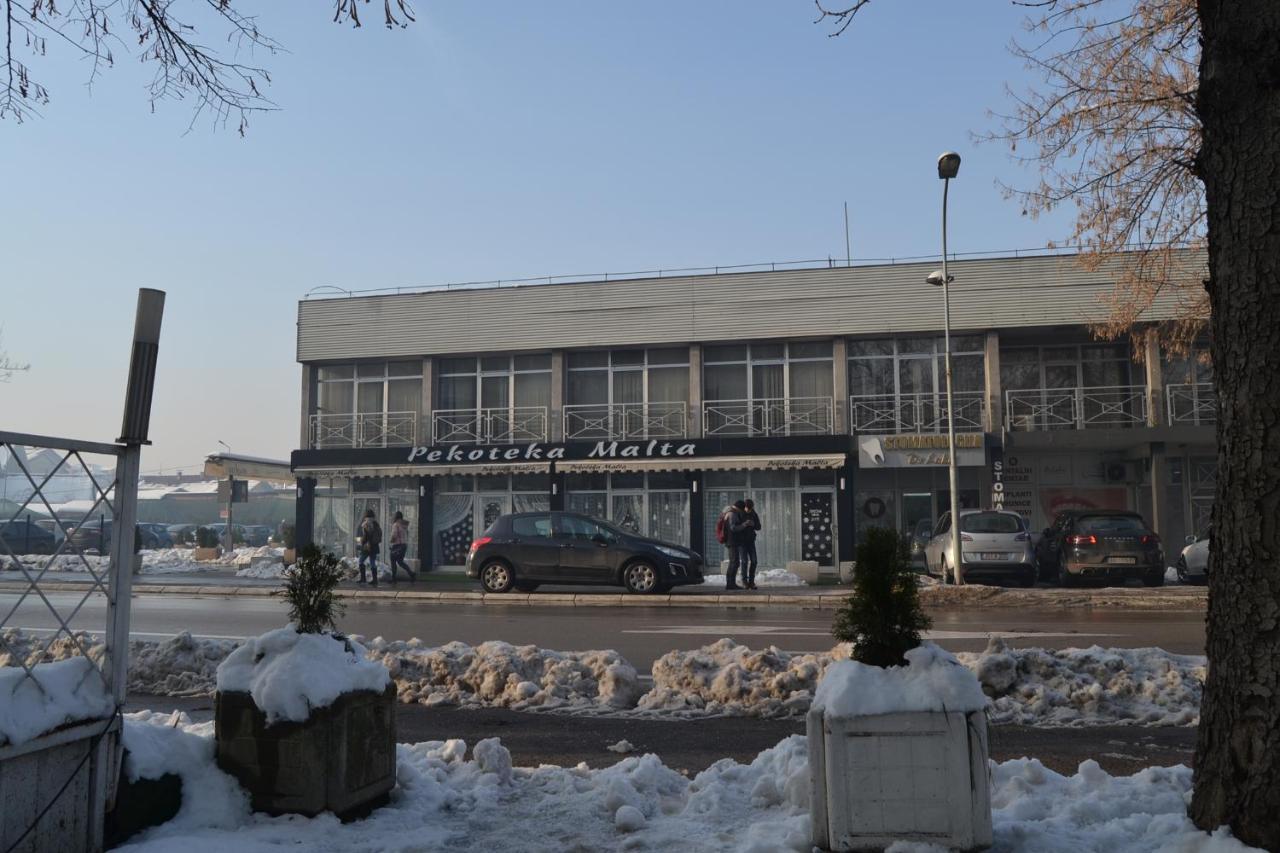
[466,512,704,595]
[1035,510,1165,586]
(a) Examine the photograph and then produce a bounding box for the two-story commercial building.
[289,249,1213,578]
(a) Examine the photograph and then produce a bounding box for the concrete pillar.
[983,331,1002,433]
[688,344,703,438]
[550,351,565,442]
[296,477,316,549]
[1144,335,1164,426]
[832,338,849,434]
[1150,441,1170,543]
[299,365,314,449]
[420,357,434,445]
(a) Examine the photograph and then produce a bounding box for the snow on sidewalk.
[0,546,285,576]
[0,629,1206,726]
[113,712,1259,853]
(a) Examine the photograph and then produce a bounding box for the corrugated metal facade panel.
[297,251,1207,362]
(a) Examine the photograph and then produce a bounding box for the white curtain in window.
[789,361,833,398]
[751,489,797,569]
[432,494,474,566]
[611,494,644,535]
[315,496,353,559]
[647,491,689,546]
[513,493,551,514]
[568,492,608,521]
[514,373,552,410]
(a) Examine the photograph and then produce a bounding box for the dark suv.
[466,512,704,595]
[1035,510,1164,587]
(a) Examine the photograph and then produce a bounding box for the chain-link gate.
[0,290,163,853]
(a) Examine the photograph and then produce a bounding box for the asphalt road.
[3,591,1207,669]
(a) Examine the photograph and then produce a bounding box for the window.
[1077,515,1148,534]
[434,353,552,441]
[702,342,833,402]
[315,362,423,417]
[565,348,690,406]
[848,337,985,398]
[558,515,611,541]
[960,512,1023,533]
[998,344,1132,390]
[512,515,552,538]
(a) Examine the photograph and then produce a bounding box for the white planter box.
[838,561,856,584]
[787,560,821,584]
[807,708,992,852]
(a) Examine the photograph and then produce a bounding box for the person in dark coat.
[721,499,752,590]
[740,499,762,589]
[357,508,381,587]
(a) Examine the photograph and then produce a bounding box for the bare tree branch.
[0,330,30,382]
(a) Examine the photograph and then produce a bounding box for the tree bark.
[1191,1,1280,848]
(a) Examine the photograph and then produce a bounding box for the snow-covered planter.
[192,546,221,562]
[807,644,992,851]
[213,625,395,819]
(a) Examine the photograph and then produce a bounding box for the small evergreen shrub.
[281,523,296,549]
[280,544,345,634]
[195,526,219,548]
[832,527,932,667]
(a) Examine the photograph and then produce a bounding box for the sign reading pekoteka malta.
[406,439,699,464]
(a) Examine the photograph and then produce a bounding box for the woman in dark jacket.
[740,499,762,590]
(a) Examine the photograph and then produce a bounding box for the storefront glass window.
[564,473,690,546]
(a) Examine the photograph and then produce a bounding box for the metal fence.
[432,406,549,444]
[1005,386,1148,431]
[563,402,687,441]
[1167,382,1217,426]
[849,392,986,434]
[309,411,418,448]
[702,397,834,437]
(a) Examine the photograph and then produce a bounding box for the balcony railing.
[702,397,833,437]
[563,402,687,441]
[432,406,548,444]
[1167,382,1217,426]
[1005,386,1148,431]
[310,411,418,449]
[849,392,986,434]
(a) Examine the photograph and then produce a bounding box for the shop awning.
[555,453,846,475]
[294,461,551,479]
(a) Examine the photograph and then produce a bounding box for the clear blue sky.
[0,1,1074,473]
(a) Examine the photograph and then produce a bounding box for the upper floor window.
[999,343,1130,391]
[566,348,689,407]
[703,341,833,402]
[1162,343,1213,386]
[316,361,422,417]
[847,336,984,398]
[436,354,552,413]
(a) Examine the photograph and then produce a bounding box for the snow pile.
[813,643,987,718]
[216,626,390,724]
[0,548,254,575]
[363,637,643,712]
[0,657,114,746]
[959,637,1206,726]
[706,568,807,587]
[339,556,391,583]
[225,546,285,576]
[130,632,238,696]
[637,638,840,717]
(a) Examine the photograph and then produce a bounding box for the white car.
[925,509,1037,587]
[1176,530,1210,584]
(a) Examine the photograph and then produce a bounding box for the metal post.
[942,177,963,586]
[225,475,235,553]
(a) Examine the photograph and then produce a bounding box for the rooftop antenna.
[843,202,852,266]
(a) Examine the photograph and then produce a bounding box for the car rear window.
[511,515,552,538]
[960,512,1023,534]
[1078,515,1147,534]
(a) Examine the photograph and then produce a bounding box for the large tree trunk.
[1190,1,1280,848]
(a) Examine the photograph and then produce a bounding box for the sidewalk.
[0,567,1209,610]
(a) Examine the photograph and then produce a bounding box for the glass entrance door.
[475,494,511,536]
[799,491,836,567]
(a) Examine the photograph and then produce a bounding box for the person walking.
[741,499,761,590]
[388,511,416,583]
[357,508,382,587]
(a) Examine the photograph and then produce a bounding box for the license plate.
[1107,556,1137,565]
[979,553,1006,561]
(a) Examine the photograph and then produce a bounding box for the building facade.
[290,250,1213,576]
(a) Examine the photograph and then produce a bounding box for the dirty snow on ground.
[704,568,806,587]
[913,574,1207,611]
[217,626,390,724]
[0,629,1206,726]
[813,643,986,718]
[364,637,643,712]
[0,656,114,747]
[0,546,285,576]
[114,714,1259,853]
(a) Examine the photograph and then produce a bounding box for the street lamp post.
[930,151,963,585]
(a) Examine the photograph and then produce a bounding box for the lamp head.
[937,152,961,180]
[927,270,955,287]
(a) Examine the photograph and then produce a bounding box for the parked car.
[33,518,66,547]
[243,525,272,547]
[1176,528,1211,584]
[924,510,1036,587]
[467,511,704,595]
[1035,510,1164,587]
[907,518,933,568]
[203,523,249,546]
[167,524,199,546]
[65,519,148,553]
[139,523,174,549]
[0,519,57,556]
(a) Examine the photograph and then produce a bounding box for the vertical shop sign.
[990,445,1005,511]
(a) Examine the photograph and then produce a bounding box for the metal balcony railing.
[310,411,418,448]
[432,406,548,444]
[849,392,986,434]
[563,402,687,441]
[1005,386,1148,431]
[702,397,834,437]
[1167,382,1217,426]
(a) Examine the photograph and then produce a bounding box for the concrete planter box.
[0,717,118,853]
[786,560,821,584]
[192,547,221,562]
[808,709,992,851]
[838,561,856,584]
[215,684,396,820]
[282,548,296,566]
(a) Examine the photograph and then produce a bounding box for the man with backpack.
[357,508,382,587]
[716,500,751,590]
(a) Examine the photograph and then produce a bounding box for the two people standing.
[357,508,416,585]
[718,499,762,590]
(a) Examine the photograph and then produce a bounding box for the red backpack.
[715,511,730,544]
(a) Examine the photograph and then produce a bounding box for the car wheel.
[623,560,660,594]
[480,560,515,593]
[1142,568,1165,588]
[514,581,539,593]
